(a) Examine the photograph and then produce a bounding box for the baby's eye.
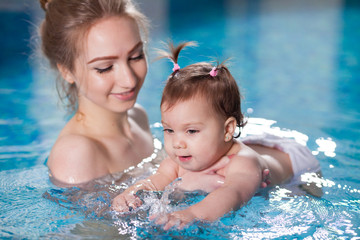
[187,129,199,134]
[95,65,113,74]
[163,128,174,134]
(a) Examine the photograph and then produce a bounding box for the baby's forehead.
[161,95,226,121]
[161,94,208,111]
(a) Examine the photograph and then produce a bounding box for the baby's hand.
[112,190,143,212]
[150,209,196,230]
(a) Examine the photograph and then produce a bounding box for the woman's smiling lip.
[111,89,136,101]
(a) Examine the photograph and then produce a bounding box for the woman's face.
[72,16,147,113]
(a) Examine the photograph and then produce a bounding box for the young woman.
[40,0,153,185]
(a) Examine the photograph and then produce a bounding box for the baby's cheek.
[163,143,174,158]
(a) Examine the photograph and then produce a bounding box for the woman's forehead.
[83,16,141,60]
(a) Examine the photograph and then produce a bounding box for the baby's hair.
[160,42,246,137]
[157,41,197,67]
[38,0,149,113]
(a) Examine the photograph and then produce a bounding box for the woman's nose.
[117,64,137,88]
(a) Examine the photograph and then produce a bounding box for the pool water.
[1,0,360,239]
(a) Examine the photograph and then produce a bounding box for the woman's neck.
[74,100,133,138]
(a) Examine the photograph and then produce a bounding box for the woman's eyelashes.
[94,52,144,74]
[129,52,145,61]
[95,65,113,74]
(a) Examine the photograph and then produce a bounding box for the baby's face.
[161,96,229,171]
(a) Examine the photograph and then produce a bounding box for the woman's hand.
[261,168,271,188]
[179,156,271,192]
[179,171,225,192]
[179,156,229,192]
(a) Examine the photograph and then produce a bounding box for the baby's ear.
[224,117,237,142]
[57,63,76,84]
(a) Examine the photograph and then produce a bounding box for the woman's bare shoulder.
[47,134,106,185]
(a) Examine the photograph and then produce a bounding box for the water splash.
[312,137,337,157]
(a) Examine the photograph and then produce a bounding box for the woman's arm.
[178,155,270,192]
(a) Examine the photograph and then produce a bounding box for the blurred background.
[1,1,359,167]
[0,0,359,238]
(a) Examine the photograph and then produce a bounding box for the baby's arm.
[153,154,262,229]
[112,157,179,212]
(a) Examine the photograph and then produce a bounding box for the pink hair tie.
[209,67,218,77]
[172,63,180,72]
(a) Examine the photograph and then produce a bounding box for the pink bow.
[172,63,180,72]
[209,67,218,77]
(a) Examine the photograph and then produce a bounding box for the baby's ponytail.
[157,41,197,73]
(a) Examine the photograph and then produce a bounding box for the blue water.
[1,0,360,239]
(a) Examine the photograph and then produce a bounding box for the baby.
[112,42,321,230]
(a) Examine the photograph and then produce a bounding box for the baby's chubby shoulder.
[228,140,257,159]
[227,142,263,169]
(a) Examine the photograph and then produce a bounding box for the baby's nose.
[173,138,186,149]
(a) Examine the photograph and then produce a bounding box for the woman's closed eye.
[129,52,145,61]
[95,65,113,74]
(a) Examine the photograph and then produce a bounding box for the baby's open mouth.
[178,156,192,162]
